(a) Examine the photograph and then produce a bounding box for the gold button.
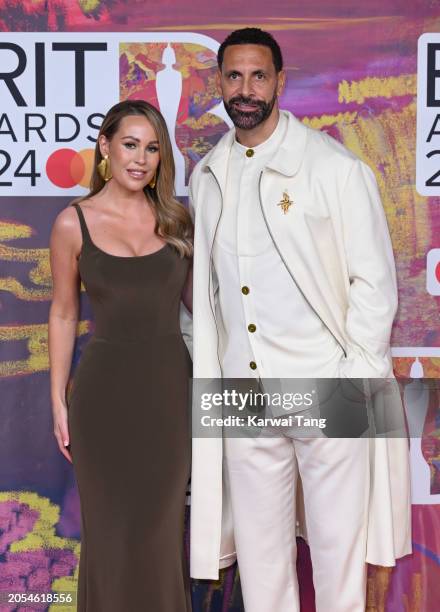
[241,286,250,295]
[246,149,254,158]
[249,361,257,370]
[248,324,256,333]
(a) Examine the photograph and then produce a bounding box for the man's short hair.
[217,28,283,73]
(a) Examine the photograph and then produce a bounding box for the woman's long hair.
[76,100,193,258]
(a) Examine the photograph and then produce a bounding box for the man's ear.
[277,69,286,97]
[215,69,222,97]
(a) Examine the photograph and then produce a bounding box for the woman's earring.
[97,155,112,182]
[148,171,157,189]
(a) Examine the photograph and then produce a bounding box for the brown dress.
[67,203,192,612]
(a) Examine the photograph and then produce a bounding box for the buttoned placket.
[237,148,265,378]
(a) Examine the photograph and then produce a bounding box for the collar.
[204,110,308,181]
[233,111,287,157]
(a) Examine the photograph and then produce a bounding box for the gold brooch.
[278,191,294,214]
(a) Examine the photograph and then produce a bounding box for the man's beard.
[224,93,277,130]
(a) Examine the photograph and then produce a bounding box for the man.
[189,28,411,611]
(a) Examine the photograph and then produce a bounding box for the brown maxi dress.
[67,203,192,612]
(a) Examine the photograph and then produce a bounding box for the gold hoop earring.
[97,155,112,182]
[148,171,157,189]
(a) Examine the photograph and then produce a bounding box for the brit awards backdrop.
[0,1,439,610]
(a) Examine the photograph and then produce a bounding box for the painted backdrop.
[1,1,440,610]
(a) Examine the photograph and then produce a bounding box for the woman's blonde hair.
[76,99,193,258]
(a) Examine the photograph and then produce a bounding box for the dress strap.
[72,203,92,246]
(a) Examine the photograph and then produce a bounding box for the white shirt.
[213,113,344,379]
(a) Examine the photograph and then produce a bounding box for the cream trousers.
[224,430,370,612]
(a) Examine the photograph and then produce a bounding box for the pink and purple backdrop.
[1,1,440,610]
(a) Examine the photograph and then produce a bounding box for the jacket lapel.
[259,112,348,354]
[197,130,234,251]
[260,171,348,355]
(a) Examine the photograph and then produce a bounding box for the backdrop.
[0,1,439,610]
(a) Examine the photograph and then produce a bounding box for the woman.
[48,100,193,612]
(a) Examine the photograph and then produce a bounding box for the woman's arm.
[48,206,82,463]
[181,261,193,314]
[180,260,193,359]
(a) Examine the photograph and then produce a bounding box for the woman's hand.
[52,398,73,463]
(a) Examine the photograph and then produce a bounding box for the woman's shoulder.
[51,200,89,241]
[49,207,82,259]
[69,195,97,211]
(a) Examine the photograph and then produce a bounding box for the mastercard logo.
[426,248,440,296]
[46,148,95,188]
